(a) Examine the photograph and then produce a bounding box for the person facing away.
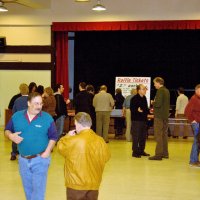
[57,112,110,200]
[10,83,29,161]
[93,85,115,143]
[5,92,58,200]
[37,85,44,95]
[173,87,189,139]
[122,88,137,142]
[28,82,37,94]
[86,84,96,131]
[74,82,91,115]
[185,84,200,168]
[149,77,170,161]
[130,84,150,158]
[42,87,56,117]
[114,88,125,138]
[54,83,68,138]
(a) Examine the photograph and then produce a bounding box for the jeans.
[190,123,200,163]
[18,155,51,200]
[56,115,65,137]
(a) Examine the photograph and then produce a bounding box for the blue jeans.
[18,155,51,200]
[190,123,200,163]
[56,115,65,137]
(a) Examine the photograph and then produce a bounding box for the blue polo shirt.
[5,110,58,156]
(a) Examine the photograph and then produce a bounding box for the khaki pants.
[125,109,132,141]
[173,114,189,137]
[96,111,111,142]
[154,118,169,157]
[67,188,99,200]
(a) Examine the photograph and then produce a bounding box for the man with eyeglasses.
[5,92,58,200]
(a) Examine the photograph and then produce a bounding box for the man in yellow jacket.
[57,112,111,200]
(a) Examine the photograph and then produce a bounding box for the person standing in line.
[54,83,69,138]
[10,83,29,161]
[130,84,150,158]
[114,88,125,138]
[93,85,114,143]
[5,92,58,200]
[149,77,170,161]
[122,88,137,141]
[86,84,96,131]
[42,87,56,117]
[57,112,110,200]
[74,82,91,114]
[185,84,200,167]
[173,87,189,139]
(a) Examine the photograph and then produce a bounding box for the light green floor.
[0,131,200,200]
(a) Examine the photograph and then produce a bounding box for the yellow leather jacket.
[57,129,111,190]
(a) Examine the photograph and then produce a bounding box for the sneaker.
[189,162,200,168]
[149,156,162,160]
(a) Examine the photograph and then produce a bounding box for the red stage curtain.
[55,32,69,98]
[52,20,200,32]
[52,20,200,98]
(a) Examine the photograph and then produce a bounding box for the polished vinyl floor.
[1,128,200,200]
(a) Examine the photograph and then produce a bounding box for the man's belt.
[21,152,44,159]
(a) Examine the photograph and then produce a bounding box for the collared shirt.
[5,110,58,156]
[176,94,188,114]
[123,94,135,109]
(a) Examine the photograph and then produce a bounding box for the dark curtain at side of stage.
[55,32,69,98]
[74,30,200,102]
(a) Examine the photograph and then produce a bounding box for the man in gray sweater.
[93,85,115,143]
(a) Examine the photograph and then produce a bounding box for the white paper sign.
[115,77,151,107]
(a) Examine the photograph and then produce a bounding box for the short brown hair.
[44,87,54,96]
[74,112,92,127]
[195,84,200,90]
[153,77,164,85]
[115,88,122,94]
[19,83,29,95]
[28,92,41,102]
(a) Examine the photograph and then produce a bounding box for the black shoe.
[141,152,150,156]
[10,155,17,161]
[172,136,179,138]
[132,153,141,158]
[183,136,188,139]
[149,156,162,160]
[162,155,169,159]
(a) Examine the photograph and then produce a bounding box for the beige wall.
[0,25,51,127]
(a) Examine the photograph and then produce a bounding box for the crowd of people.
[4,77,200,200]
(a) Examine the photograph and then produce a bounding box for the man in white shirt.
[173,87,189,139]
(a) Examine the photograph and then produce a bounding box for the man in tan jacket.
[93,85,115,143]
[57,112,110,200]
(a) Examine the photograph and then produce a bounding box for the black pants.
[131,121,147,155]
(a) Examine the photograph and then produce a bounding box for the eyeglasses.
[32,102,43,106]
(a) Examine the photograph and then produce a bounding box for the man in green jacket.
[149,77,170,160]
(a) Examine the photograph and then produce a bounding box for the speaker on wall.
[0,37,6,47]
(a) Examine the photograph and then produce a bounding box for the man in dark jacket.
[54,84,68,138]
[149,77,170,161]
[130,84,150,158]
[74,82,91,115]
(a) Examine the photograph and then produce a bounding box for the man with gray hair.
[149,77,170,161]
[93,85,114,143]
[57,112,110,200]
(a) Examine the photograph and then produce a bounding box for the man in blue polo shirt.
[5,92,58,200]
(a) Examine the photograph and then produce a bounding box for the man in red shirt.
[185,84,200,167]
